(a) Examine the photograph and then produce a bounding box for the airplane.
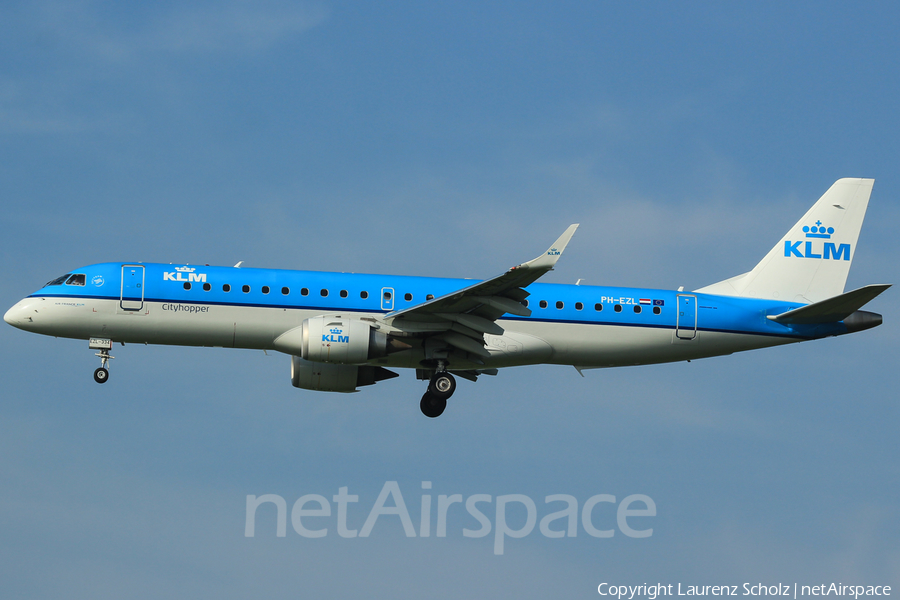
[4,178,889,418]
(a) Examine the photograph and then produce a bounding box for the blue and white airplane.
[5,178,889,417]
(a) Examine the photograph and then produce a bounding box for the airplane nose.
[4,299,30,328]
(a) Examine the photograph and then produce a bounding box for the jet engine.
[291,355,398,392]
[301,316,388,363]
[273,316,410,365]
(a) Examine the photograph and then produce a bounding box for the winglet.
[515,224,579,271]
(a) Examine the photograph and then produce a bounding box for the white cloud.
[150,2,328,53]
[32,0,328,60]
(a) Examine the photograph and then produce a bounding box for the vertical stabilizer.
[696,178,874,303]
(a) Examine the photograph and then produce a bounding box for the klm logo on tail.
[784,221,850,261]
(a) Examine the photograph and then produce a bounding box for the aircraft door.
[381,287,394,311]
[120,265,145,311]
[675,294,697,340]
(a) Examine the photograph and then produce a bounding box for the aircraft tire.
[428,372,456,400]
[420,392,447,418]
[94,367,109,384]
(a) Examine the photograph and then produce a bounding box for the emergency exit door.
[675,294,697,340]
[120,265,145,311]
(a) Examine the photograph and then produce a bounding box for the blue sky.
[1,1,898,597]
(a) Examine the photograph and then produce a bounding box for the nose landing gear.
[94,366,110,383]
[90,338,114,384]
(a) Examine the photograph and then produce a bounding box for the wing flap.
[435,331,492,357]
[470,295,531,317]
[449,322,485,340]
[436,312,505,335]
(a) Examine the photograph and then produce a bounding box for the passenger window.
[320,289,328,297]
[523,299,529,308]
[203,283,211,291]
[183,282,191,290]
[404,293,412,301]
[242,285,250,293]
[65,274,86,286]
[384,291,392,300]
[360,291,368,299]
[282,287,290,295]
[555,301,564,309]
[426,294,434,301]
[340,290,348,298]
[262,286,270,294]
[575,302,583,310]
[223,284,231,292]
[301,288,309,296]
[614,304,622,313]
[539,300,548,309]
[634,305,641,314]
[653,306,661,315]
[594,303,603,312]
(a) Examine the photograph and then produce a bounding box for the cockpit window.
[44,274,71,287]
[65,274,86,286]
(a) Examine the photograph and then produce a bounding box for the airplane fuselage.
[5,261,851,372]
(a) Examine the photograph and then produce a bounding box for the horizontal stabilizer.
[767,284,890,325]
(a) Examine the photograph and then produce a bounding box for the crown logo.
[174,266,196,272]
[802,221,834,239]
[330,328,343,335]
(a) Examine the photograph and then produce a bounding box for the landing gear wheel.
[92,342,114,383]
[428,372,456,400]
[93,367,109,384]
[420,392,447,418]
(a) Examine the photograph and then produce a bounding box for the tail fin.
[696,178,875,303]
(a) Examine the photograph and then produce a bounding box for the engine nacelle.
[301,316,389,364]
[274,317,410,365]
[291,356,398,393]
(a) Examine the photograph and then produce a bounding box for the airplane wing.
[383,225,578,358]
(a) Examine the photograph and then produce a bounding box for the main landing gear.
[90,338,114,384]
[420,369,456,418]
